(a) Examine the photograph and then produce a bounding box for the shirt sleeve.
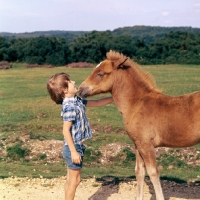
[62,105,76,122]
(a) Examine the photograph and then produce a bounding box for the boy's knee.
[68,180,80,189]
[67,168,81,187]
[69,177,81,187]
[75,175,81,186]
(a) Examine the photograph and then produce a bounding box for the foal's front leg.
[139,144,165,200]
[135,149,145,200]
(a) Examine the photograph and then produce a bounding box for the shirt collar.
[62,95,81,105]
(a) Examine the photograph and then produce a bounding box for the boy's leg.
[65,168,81,200]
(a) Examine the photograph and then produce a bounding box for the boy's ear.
[63,88,68,94]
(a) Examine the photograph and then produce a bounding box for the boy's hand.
[71,151,82,164]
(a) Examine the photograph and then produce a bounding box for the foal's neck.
[112,69,155,115]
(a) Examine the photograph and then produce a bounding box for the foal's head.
[79,50,158,98]
[78,51,129,98]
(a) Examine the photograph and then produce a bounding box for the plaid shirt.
[61,95,92,145]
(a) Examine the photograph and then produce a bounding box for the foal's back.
[136,90,200,148]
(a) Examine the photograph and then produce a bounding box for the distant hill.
[0,30,89,43]
[112,26,200,42]
[1,26,200,43]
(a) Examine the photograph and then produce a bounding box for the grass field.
[0,63,200,181]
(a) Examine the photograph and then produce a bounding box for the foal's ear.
[111,57,129,70]
[117,57,129,70]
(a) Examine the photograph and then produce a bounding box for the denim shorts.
[63,144,86,169]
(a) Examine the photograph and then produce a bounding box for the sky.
[0,0,200,33]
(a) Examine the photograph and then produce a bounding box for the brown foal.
[78,50,200,200]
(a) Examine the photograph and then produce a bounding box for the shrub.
[0,61,12,69]
[157,154,187,168]
[67,62,94,68]
[6,144,29,160]
[39,153,47,160]
[114,147,136,166]
[84,148,101,163]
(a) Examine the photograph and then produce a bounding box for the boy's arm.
[63,121,82,164]
[86,97,113,107]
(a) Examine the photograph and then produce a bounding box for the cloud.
[194,3,200,12]
[194,3,200,7]
[162,11,169,16]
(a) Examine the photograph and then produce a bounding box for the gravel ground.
[0,176,200,200]
[0,177,151,200]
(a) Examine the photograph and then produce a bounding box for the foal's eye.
[97,72,104,77]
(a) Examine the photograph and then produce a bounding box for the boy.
[47,72,113,200]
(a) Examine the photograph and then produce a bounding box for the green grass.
[147,64,200,95]
[0,161,66,179]
[0,64,122,136]
[0,63,200,182]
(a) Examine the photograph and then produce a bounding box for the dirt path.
[0,177,197,200]
[0,177,151,200]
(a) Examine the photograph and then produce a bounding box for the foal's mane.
[106,50,159,92]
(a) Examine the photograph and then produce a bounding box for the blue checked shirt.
[61,95,92,145]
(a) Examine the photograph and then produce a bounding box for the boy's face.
[64,80,78,97]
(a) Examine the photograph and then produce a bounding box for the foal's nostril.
[83,94,88,99]
[77,86,90,98]
[77,88,84,97]
[77,89,81,96]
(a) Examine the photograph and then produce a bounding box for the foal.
[78,50,200,200]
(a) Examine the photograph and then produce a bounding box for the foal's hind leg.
[135,149,145,200]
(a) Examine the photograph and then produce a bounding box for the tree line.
[0,30,200,65]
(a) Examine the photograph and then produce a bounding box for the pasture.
[0,63,200,182]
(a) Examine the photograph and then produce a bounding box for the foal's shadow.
[146,177,200,200]
[87,176,200,200]
[88,176,120,200]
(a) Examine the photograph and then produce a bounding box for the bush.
[157,154,187,168]
[6,144,29,160]
[39,153,47,160]
[114,147,136,166]
[67,62,94,68]
[84,148,101,163]
[0,61,12,69]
